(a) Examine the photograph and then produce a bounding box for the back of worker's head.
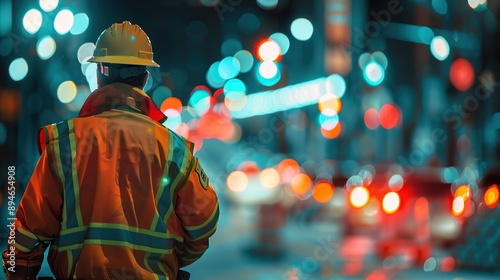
[87,21,159,89]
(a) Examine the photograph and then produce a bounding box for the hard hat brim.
[87,56,160,67]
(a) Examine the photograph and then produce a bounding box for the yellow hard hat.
[87,21,159,67]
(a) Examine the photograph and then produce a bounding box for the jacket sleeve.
[2,148,63,279]
[175,157,219,267]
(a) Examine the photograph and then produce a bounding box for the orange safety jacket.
[2,83,219,280]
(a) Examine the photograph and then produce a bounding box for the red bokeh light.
[379,104,399,130]
[364,108,379,130]
[449,58,475,92]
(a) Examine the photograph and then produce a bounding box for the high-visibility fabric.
[2,83,219,280]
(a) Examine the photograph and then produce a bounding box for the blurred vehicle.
[343,167,465,265]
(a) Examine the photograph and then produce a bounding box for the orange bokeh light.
[259,168,280,189]
[484,184,499,208]
[321,122,342,139]
[291,174,312,195]
[312,181,334,203]
[226,171,248,192]
[160,97,183,113]
[277,158,301,182]
[454,185,471,202]
[318,93,342,116]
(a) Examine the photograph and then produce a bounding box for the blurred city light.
[432,0,448,15]
[430,36,450,61]
[152,86,172,108]
[9,58,28,81]
[318,113,339,130]
[234,50,254,73]
[70,13,89,35]
[269,32,290,55]
[371,51,388,70]
[349,186,370,208]
[388,174,404,191]
[278,158,300,182]
[257,0,278,10]
[364,108,379,130]
[77,42,95,64]
[23,9,43,34]
[441,167,459,183]
[259,168,280,189]
[291,174,312,195]
[57,80,77,103]
[484,184,499,208]
[39,0,58,12]
[163,109,182,130]
[54,9,74,35]
[221,38,242,57]
[414,197,429,222]
[36,35,56,60]
[379,104,399,129]
[258,61,278,79]
[189,86,211,116]
[290,18,314,41]
[257,39,281,61]
[207,61,226,88]
[312,181,334,203]
[227,171,248,192]
[363,61,385,87]
[325,73,346,98]
[218,56,240,80]
[449,58,475,92]
[454,185,471,201]
[84,62,98,91]
[318,93,342,116]
[321,122,342,139]
[237,13,260,34]
[468,0,487,9]
[452,196,465,216]
[382,192,400,214]
[160,97,182,114]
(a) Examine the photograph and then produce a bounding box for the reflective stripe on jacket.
[3,83,219,280]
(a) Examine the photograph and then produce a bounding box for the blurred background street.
[1,0,500,279]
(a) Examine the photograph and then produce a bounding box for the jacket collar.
[78,83,167,123]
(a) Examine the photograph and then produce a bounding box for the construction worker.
[2,21,219,279]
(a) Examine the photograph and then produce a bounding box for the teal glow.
[221,38,242,57]
[256,63,281,87]
[318,113,339,130]
[36,35,56,60]
[224,79,246,95]
[23,9,43,34]
[363,61,385,87]
[432,0,448,14]
[9,58,28,81]
[207,61,226,88]
[325,74,346,98]
[189,87,211,116]
[234,50,254,73]
[430,36,450,61]
[163,109,182,130]
[218,57,240,80]
[0,122,6,145]
[270,33,290,55]
[70,13,89,35]
[153,86,172,107]
[290,18,314,41]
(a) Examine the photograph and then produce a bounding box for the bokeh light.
[221,38,242,57]
[363,61,385,86]
[163,109,182,130]
[257,0,278,9]
[269,33,290,55]
[484,184,499,208]
[372,51,388,70]
[455,185,471,202]
[258,39,281,61]
[364,108,379,130]
[291,174,313,195]
[218,56,241,80]
[54,9,74,35]
[189,86,211,116]
[379,104,399,129]
[382,192,400,214]
[290,18,314,41]
[318,93,342,116]
[258,61,278,79]
[9,58,29,81]
[234,50,254,73]
[278,158,301,182]
[388,174,404,191]
[430,36,450,61]
[57,80,77,103]
[39,0,58,12]
[259,168,280,189]
[70,13,90,35]
[432,0,448,14]
[325,74,346,98]
[452,196,465,216]
[349,186,370,208]
[227,171,248,192]
[23,9,43,34]
[449,58,475,92]
[312,181,334,203]
[207,61,226,88]
[77,42,95,64]
[238,13,260,34]
[318,113,339,130]
[36,36,56,60]
[321,122,342,139]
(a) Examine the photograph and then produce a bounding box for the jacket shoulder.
[37,119,73,155]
